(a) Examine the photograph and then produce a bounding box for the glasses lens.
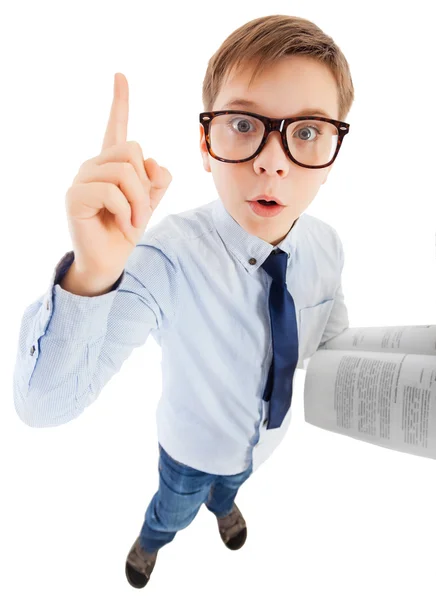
[209,114,339,166]
[287,120,339,167]
[209,114,264,161]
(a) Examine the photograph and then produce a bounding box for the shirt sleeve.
[12,240,179,428]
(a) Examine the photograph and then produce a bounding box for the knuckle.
[81,156,93,167]
[65,185,75,203]
[126,140,143,161]
[120,161,135,177]
[126,140,150,187]
[126,140,142,152]
[76,159,90,179]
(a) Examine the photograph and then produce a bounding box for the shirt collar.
[211,196,301,273]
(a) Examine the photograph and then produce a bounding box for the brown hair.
[202,14,355,122]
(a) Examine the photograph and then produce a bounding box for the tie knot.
[260,249,288,285]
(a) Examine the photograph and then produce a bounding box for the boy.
[13,14,352,589]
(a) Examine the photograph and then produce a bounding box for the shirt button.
[30,345,35,356]
[263,418,268,426]
[249,258,256,265]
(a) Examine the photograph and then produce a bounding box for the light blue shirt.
[13,197,349,475]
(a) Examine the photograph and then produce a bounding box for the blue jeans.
[139,443,253,553]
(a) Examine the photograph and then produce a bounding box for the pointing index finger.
[101,72,129,151]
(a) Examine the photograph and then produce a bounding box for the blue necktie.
[260,248,299,429]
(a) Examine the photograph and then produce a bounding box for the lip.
[247,195,284,205]
[248,201,285,218]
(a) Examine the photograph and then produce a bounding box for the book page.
[322,325,436,356]
[304,349,436,460]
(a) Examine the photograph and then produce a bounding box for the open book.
[304,325,436,460]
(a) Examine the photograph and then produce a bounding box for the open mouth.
[248,199,284,217]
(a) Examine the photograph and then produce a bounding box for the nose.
[252,129,290,176]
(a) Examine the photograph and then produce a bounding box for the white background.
[1,1,436,598]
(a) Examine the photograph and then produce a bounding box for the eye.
[294,125,322,141]
[227,117,257,134]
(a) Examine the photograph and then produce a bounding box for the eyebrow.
[221,98,333,119]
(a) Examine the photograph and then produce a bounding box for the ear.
[199,124,211,173]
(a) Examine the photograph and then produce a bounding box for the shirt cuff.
[40,250,126,341]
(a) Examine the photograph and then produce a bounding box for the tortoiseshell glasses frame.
[199,110,351,169]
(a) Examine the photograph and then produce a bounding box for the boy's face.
[200,55,340,245]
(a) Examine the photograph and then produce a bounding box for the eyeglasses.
[199,110,350,169]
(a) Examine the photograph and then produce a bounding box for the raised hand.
[64,72,172,281]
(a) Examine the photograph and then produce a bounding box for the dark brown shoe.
[216,502,247,550]
[125,536,158,588]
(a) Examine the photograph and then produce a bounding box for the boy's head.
[199,15,354,246]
